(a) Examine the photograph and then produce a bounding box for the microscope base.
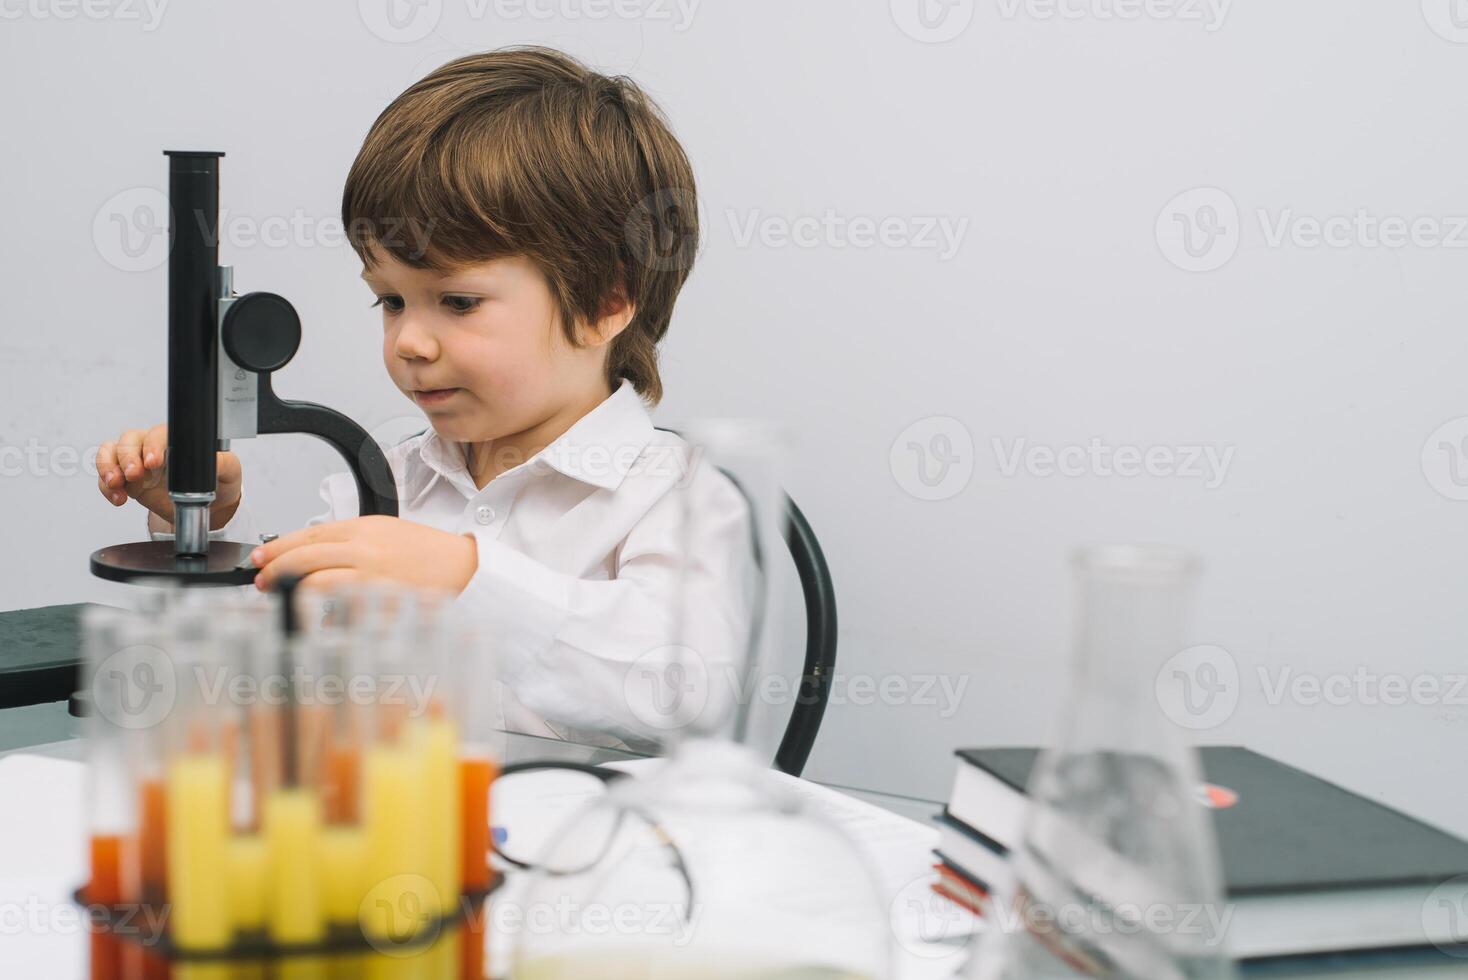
[90,540,260,586]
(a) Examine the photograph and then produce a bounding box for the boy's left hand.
[251,516,479,594]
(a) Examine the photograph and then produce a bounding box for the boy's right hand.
[96,424,242,530]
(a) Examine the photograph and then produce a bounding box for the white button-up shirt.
[197,379,758,747]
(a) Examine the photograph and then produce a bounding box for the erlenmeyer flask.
[508,420,892,979]
[972,546,1236,980]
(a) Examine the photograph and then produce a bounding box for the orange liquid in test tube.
[249,707,283,831]
[323,743,360,825]
[459,758,497,892]
[87,835,124,980]
[88,834,123,904]
[89,934,123,980]
[460,904,487,980]
[138,777,168,903]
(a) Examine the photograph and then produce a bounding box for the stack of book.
[937,746,1468,976]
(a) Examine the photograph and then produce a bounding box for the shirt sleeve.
[456,468,760,746]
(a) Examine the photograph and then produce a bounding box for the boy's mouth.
[413,387,462,407]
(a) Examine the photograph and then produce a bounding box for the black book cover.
[954,746,1468,896]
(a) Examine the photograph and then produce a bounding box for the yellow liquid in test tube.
[363,743,431,942]
[170,964,236,980]
[167,754,231,950]
[415,717,462,915]
[264,788,326,945]
[320,825,367,924]
[227,835,268,932]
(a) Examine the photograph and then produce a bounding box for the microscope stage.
[90,540,260,586]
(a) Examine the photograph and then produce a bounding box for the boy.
[93,47,754,747]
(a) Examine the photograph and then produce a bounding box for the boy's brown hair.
[341,46,699,404]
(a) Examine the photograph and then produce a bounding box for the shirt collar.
[404,379,656,502]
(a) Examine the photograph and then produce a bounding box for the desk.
[5,717,1462,978]
[0,603,90,710]
[0,700,943,823]
[0,717,962,980]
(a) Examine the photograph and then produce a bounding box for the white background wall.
[4,1,1468,835]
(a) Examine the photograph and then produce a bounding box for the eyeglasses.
[489,761,696,914]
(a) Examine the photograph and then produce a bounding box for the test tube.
[82,606,137,980]
[361,587,436,942]
[413,591,464,918]
[300,589,368,926]
[83,606,136,905]
[217,594,276,936]
[453,605,500,898]
[162,599,233,952]
[262,580,327,946]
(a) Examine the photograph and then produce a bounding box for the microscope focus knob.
[222,291,302,373]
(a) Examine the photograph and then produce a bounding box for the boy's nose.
[393,318,439,361]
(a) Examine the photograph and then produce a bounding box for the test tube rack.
[77,584,502,978]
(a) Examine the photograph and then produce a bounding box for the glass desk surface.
[0,699,944,822]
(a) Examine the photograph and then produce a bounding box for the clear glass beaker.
[508,420,892,979]
[971,546,1236,980]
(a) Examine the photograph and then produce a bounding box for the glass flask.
[971,546,1236,980]
[508,420,892,980]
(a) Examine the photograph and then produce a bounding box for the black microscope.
[89,151,399,586]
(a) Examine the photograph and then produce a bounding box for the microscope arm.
[256,374,400,518]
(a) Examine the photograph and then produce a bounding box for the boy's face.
[362,251,611,446]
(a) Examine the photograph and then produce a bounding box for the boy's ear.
[582,284,636,348]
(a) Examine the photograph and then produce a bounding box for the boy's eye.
[444,295,480,314]
[370,295,405,314]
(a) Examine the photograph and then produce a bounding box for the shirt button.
[475,504,496,525]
